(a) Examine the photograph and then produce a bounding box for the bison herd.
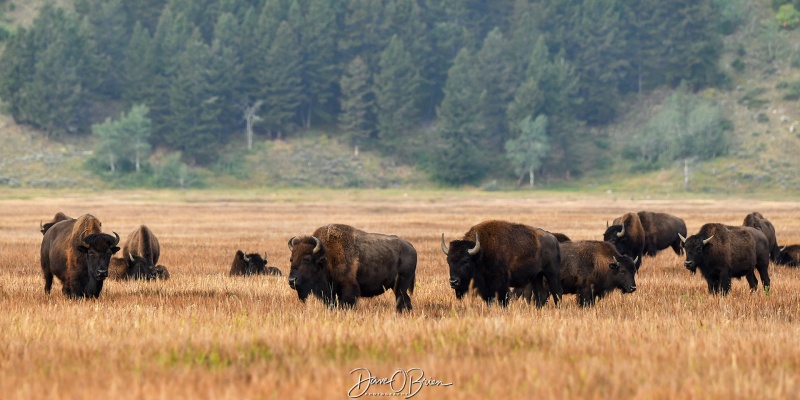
[37,210,800,311]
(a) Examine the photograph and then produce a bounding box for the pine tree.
[258,21,303,138]
[122,22,155,106]
[505,115,550,188]
[75,0,127,99]
[375,35,421,153]
[0,28,34,122]
[338,56,376,147]
[431,48,486,185]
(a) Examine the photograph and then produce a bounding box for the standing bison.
[604,212,645,270]
[109,225,169,280]
[742,212,779,261]
[40,214,120,298]
[680,223,770,295]
[442,220,562,307]
[287,224,417,312]
[636,211,687,256]
[230,250,282,276]
[559,240,638,306]
[40,212,72,235]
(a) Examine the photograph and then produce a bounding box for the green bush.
[776,4,800,29]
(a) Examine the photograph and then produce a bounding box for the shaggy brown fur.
[288,224,417,312]
[559,240,637,306]
[40,214,120,298]
[229,251,280,276]
[776,245,800,267]
[683,223,770,295]
[443,220,562,307]
[110,225,166,280]
[636,211,687,256]
[604,212,646,270]
[40,212,73,235]
[742,212,779,261]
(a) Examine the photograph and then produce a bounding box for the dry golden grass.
[1,191,800,399]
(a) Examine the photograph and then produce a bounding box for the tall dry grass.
[1,192,799,399]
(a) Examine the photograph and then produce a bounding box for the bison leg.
[542,270,562,306]
[393,270,415,312]
[755,261,771,293]
[671,240,684,256]
[336,284,360,309]
[43,271,53,294]
[745,271,759,293]
[530,274,549,308]
[578,288,596,307]
[719,271,732,295]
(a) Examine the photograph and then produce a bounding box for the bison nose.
[288,277,298,289]
[684,261,694,268]
[98,269,108,278]
[449,277,460,289]
[629,285,637,293]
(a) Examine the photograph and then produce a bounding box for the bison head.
[125,252,157,280]
[287,236,331,303]
[680,233,713,274]
[242,252,268,275]
[154,265,170,280]
[77,230,120,280]
[609,255,638,294]
[441,233,480,299]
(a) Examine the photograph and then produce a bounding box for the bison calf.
[559,240,638,306]
[230,250,282,276]
[288,224,417,312]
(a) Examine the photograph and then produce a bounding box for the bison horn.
[243,253,250,262]
[80,229,90,248]
[468,233,481,256]
[633,256,639,264]
[780,246,786,252]
[702,235,714,245]
[606,220,609,228]
[440,233,449,255]
[40,221,44,231]
[112,231,120,246]
[678,233,687,244]
[616,224,625,238]
[312,236,321,254]
[288,236,296,251]
[129,252,135,262]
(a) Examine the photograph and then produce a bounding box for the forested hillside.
[0,0,799,190]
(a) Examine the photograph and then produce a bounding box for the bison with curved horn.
[680,223,770,295]
[287,224,417,312]
[603,212,645,270]
[776,245,800,267]
[442,221,562,307]
[109,225,169,280]
[40,214,120,298]
[230,250,282,276]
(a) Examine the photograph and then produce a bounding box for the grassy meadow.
[1,190,799,399]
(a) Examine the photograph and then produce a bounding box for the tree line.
[0,0,739,185]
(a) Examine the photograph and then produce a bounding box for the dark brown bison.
[680,223,770,295]
[40,212,73,235]
[742,212,779,261]
[287,224,417,312]
[603,212,645,270]
[559,240,638,306]
[442,221,562,307]
[776,245,800,267]
[636,211,687,256]
[109,225,168,280]
[230,251,282,276]
[550,232,572,243]
[40,214,120,298]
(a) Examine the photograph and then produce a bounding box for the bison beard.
[442,221,562,307]
[40,214,120,298]
[287,224,417,312]
[559,241,637,307]
[603,212,645,270]
[681,223,770,295]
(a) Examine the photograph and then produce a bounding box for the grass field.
[1,190,799,399]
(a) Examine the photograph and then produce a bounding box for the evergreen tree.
[121,22,155,106]
[75,0,127,99]
[0,28,34,122]
[338,56,376,147]
[474,28,516,149]
[258,21,303,138]
[210,12,246,141]
[340,0,389,72]
[375,35,422,153]
[431,48,486,185]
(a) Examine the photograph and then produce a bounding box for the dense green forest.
[0,0,798,187]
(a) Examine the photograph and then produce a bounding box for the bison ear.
[610,256,619,270]
[77,246,89,254]
[111,246,121,254]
